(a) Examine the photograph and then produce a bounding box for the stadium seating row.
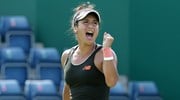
[0,80,61,100]
[0,79,163,100]
[0,47,62,89]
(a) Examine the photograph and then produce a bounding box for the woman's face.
[74,14,99,45]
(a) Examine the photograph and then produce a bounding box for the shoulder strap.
[91,45,102,57]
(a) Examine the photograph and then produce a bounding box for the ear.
[73,26,78,33]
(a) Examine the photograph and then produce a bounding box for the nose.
[87,23,96,29]
[87,23,94,28]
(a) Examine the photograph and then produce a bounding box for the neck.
[76,43,96,57]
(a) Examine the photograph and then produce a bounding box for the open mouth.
[86,32,93,40]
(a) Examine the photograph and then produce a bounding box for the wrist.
[103,47,114,61]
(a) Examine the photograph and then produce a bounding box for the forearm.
[103,59,118,87]
[102,47,119,87]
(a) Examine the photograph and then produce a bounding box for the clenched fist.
[103,32,114,47]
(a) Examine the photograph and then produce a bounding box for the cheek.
[94,32,99,39]
[95,28,99,34]
[76,25,86,32]
[96,25,99,31]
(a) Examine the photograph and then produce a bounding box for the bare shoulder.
[61,49,72,68]
[61,45,78,68]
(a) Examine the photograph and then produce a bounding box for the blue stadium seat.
[1,63,30,88]
[110,81,129,100]
[25,80,61,100]
[0,47,30,87]
[0,16,31,31]
[5,32,35,56]
[28,47,60,69]
[0,79,26,100]
[0,15,34,56]
[0,47,27,70]
[0,16,32,42]
[129,81,162,100]
[36,63,63,89]
[59,80,64,98]
[29,48,62,88]
[1,47,26,64]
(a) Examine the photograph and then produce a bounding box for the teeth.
[87,31,93,33]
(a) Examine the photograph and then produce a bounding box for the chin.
[85,41,95,46]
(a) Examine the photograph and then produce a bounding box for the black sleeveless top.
[64,45,109,100]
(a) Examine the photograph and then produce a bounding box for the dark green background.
[0,0,180,100]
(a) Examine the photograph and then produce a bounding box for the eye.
[83,21,88,24]
[93,22,98,25]
[92,21,98,27]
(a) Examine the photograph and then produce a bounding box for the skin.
[61,13,119,100]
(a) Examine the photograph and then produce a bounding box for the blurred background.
[0,0,180,100]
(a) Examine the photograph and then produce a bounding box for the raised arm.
[102,32,119,87]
